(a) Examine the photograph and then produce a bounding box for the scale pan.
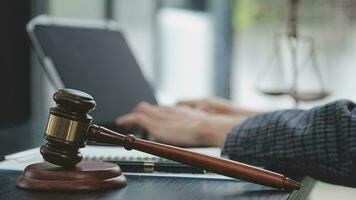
[258,88,289,96]
[289,91,330,101]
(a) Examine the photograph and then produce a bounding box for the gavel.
[40,89,300,190]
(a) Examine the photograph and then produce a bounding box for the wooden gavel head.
[40,89,96,167]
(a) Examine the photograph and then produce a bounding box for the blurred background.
[2,0,356,124]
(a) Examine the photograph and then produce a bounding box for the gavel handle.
[87,124,300,189]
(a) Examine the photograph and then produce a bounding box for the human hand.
[177,97,258,117]
[116,102,245,147]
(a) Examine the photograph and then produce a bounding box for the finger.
[176,100,202,108]
[177,100,215,114]
[134,102,160,118]
[116,113,150,127]
[134,102,177,119]
[195,104,214,113]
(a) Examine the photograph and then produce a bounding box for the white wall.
[157,8,214,104]
[48,0,104,19]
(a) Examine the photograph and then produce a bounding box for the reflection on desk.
[1,171,294,200]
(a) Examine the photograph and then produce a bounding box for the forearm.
[222,100,356,186]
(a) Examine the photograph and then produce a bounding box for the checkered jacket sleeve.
[222,100,356,186]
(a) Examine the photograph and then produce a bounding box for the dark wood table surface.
[0,171,293,200]
[0,119,294,200]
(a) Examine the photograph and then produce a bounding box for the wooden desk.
[1,119,354,200]
[0,171,296,200]
[0,119,295,199]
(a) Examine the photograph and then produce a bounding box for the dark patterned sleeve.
[222,100,356,186]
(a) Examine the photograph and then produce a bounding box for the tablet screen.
[33,24,157,124]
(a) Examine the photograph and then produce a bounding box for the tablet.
[27,15,157,125]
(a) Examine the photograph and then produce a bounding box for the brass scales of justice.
[255,0,330,106]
